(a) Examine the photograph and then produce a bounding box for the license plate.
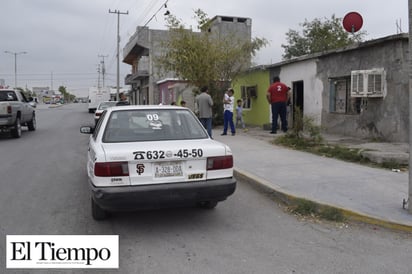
[154,162,183,178]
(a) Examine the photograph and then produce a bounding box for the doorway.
[292,81,304,125]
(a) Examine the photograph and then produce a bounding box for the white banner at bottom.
[6,235,119,269]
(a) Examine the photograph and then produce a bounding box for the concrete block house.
[122,16,252,107]
[233,34,409,142]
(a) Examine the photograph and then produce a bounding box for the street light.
[4,50,27,88]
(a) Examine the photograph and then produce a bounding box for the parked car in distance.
[94,101,117,124]
[80,105,236,220]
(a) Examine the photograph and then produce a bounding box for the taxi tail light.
[95,162,129,177]
[207,155,233,170]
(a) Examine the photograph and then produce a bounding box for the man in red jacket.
[266,76,291,134]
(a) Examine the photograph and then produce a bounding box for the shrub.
[292,199,317,215]
[319,207,345,222]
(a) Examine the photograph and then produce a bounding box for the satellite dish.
[343,12,363,33]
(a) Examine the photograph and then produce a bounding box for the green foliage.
[292,199,345,222]
[194,9,211,31]
[319,207,345,222]
[274,107,370,163]
[288,107,322,143]
[275,133,368,163]
[293,199,317,215]
[282,14,367,60]
[316,145,367,163]
[157,21,267,86]
[380,161,406,170]
[58,86,75,102]
[156,10,267,118]
[290,106,303,138]
[275,134,307,149]
[303,116,323,143]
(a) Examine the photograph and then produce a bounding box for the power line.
[124,0,161,35]
[142,0,169,28]
[1,72,98,76]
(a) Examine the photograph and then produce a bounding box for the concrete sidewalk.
[213,127,412,232]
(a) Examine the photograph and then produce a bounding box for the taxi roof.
[108,105,187,112]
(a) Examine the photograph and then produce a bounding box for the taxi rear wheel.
[197,201,218,209]
[91,197,108,220]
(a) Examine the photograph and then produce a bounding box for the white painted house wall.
[280,59,323,125]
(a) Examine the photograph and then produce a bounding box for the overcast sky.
[0,0,408,96]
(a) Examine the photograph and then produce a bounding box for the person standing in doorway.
[266,76,290,134]
[195,86,214,138]
[221,88,236,136]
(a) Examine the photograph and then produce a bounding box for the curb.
[234,168,412,233]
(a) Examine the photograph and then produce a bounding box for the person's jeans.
[271,102,287,132]
[223,110,235,134]
[199,117,213,137]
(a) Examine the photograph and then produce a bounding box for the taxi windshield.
[102,109,209,142]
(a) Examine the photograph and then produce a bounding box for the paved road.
[0,103,411,274]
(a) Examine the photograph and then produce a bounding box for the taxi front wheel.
[91,197,108,220]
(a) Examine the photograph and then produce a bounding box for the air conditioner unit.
[350,68,386,98]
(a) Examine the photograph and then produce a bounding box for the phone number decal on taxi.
[133,149,204,160]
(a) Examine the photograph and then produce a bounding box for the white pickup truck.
[0,89,36,138]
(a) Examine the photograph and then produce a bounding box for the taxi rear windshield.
[102,109,209,142]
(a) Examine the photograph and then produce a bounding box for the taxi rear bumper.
[90,178,236,211]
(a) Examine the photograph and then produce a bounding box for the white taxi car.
[80,105,236,220]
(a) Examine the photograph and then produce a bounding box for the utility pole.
[51,71,54,92]
[98,54,109,88]
[109,9,128,101]
[408,0,412,213]
[4,51,27,88]
[97,64,101,91]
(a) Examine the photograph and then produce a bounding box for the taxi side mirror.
[80,126,94,134]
